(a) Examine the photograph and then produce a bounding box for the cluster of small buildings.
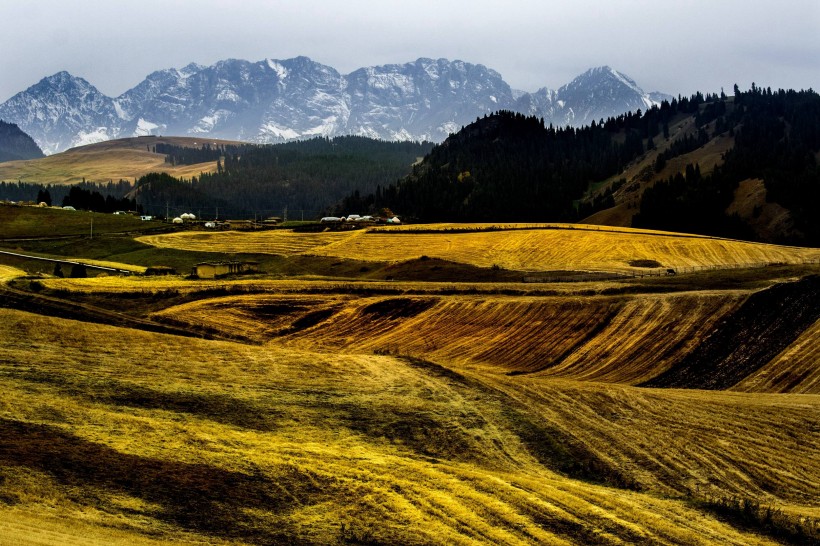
[320,214,401,224]
[191,261,259,279]
[172,212,197,224]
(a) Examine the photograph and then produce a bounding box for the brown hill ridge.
[0,136,243,185]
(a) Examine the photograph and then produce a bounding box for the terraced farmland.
[137,224,820,273]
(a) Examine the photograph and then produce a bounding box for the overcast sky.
[1,0,818,103]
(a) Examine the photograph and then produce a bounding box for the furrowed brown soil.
[643,275,820,390]
[733,318,820,394]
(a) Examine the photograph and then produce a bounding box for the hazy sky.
[1,0,818,103]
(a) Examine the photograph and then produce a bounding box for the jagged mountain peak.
[0,71,121,154]
[33,71,102,95]
[40,70,79,83]
[179,62,205,76]
[0,58,667,154]
[553,65,660,125]
[562,65,643,93]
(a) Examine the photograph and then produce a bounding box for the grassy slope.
[580,112,772,236]
[0,136,239,185]
[137,224,820,273]
[0,204,165,238]
[1,214,819,544]
[0,308,801,545]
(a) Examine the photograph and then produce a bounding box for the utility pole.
[90,217,93,240]
[166,201,169,221]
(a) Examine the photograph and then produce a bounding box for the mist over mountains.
[0,57,670,154]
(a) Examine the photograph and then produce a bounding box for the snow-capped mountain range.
[0,57,670,155]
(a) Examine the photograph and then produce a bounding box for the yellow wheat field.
[152,291,768,388]
[0,307,811,545]
[137,224,820,273]
[0,265,26,282]
[79,259,147,274]
[4,222,819,544]
[35,275,623,296]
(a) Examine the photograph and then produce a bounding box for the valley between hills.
[0,207,818,545]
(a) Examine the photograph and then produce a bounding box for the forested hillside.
[634,86,820,243]
[341,110,648,222]
[0,179,134,208]
[350,87,820,245]
[0,120,44,162]
[1,136,433,219]
[138,136,433,218]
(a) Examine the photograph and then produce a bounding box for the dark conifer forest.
[0,180,135,211]
[350,93,720,222]
[0,120,45,162]
[156,136,433,219]
[633,87,820,243]
[352,86,820,244]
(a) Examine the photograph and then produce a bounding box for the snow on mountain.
[0,59,669,154]
[514,87,558,119]
[549,66,664,126]
[345,58,514,141]
[0,71,123,154]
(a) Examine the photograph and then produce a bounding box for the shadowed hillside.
[345,87,820,245]
[642,275,820,390]
[0,120,44,162]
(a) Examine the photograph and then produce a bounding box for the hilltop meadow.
[0,206,819,545]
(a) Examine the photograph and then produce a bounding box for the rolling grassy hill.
[0,212,818,544]
[1,306,816,545]
[0,136,236,185]
[136,223,820,274]
[0,203,161,238]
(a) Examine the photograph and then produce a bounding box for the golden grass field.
[1,222,819,544]
[0,136,239,185]
[0,265,26,282]
[1,308,816,545]
[136,224,820,273]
